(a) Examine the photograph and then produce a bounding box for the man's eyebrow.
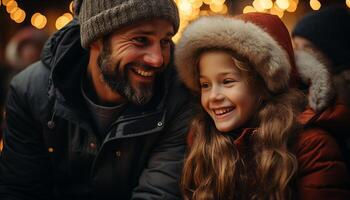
[129,30,174,37]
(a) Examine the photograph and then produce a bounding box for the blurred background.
[0,0,349,63]
[0,0,350,62]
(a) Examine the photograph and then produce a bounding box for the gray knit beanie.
[78,0,180,49]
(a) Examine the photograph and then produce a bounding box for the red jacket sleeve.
[295,128,350,200]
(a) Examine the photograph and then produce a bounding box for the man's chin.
[126,87,154,105]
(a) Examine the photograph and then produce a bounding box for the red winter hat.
[175,13,299,93]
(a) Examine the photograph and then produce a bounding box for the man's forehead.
[116,19,175,36]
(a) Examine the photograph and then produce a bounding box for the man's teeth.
[135,69,154,77]
[214,107,233,115]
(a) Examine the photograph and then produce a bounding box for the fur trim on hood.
[175,15,291,93]
[175,14,335,113]
[294,50,335,112]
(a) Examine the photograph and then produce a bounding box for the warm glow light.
[243,5,256,13]
[270,5,284,18]
[210,3,224,13]
[212,0,225,4]
[187,8,200,20]
[6,0,17,13]
[31,13,40,25]
[310,0,321,10]
[69,1,74,13]
[286,0,298,12]
[172,33,181,43]
[199,10,210,16]
[179,1,193,15]
[259,0,273,9]
[346,0,350,8]
[14,13,25,23]
[2,0,11,6]
[203,0,212,5]
[31,13,47,29]
[10,8,24,21]
[220,4,228,14]
[63,13,74,21]
[273,2,285,11]
[276,0,290,10]
[191,0,203,9]
[13,9,25,23]
[253,0,265,12]
[0,139,3,152]
[56,15,71,30]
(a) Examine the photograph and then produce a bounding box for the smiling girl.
[175,13,350,200]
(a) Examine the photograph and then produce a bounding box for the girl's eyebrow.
[199,71,239,78]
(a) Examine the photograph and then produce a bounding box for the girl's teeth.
[214,108,233,115]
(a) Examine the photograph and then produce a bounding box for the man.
[0,0,194,199]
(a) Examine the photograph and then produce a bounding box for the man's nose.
[143,44,164,68]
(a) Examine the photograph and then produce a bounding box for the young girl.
[175,13,350,200]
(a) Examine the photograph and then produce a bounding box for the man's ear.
[89,39,103,51]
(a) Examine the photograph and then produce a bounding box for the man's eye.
[133,37,148,45]
[160,39,171,47]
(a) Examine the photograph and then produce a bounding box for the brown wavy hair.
[181,50,305,200]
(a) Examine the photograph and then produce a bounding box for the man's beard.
[96,42,156,105]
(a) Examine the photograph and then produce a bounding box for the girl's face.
[199,51,260,132]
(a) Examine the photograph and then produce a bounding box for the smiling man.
[0,0,194,199]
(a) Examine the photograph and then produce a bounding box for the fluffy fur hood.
[175,15,291,93]
[175,15,334,112]
[294,50,334,112]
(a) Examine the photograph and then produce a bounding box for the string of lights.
[0,0,349,37]
[1,0,74,30]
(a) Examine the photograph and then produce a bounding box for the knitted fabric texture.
[78,0,179,48]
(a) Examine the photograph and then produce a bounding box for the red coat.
[187,111,350,199]
[233,127,350,200]
[295,102,350,199]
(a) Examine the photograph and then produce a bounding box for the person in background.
[5,26,47,72]
[0,27,48,141]
[175,13,350,200]
[292,6,350,171]
[0,0,193,199]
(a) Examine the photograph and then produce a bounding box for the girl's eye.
[200,82,209,89]
[223,79,235,84]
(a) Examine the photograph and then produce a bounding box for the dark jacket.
[0,19,194,200]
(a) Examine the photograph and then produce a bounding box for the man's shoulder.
[9,61,51,114]
[11,61,50,93]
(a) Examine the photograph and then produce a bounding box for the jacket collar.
[298,100,350,137]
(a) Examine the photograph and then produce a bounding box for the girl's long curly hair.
[181,49,306,200]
